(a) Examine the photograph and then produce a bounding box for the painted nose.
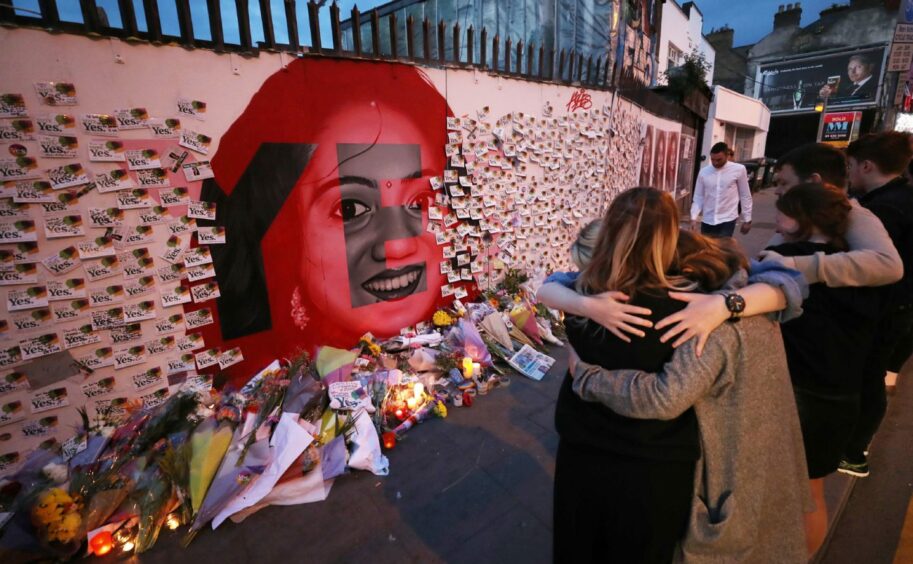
[371,206,421,261]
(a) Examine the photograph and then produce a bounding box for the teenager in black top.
[544,188,748,563]
[767,182,882,554]
[843,133,913,477]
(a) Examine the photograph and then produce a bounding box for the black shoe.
[838,457,870,478]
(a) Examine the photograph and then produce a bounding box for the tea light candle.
[462,357,474,378]
[406,397,417,410]
[382,431,397,449]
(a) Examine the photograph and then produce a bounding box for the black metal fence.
[0,0,614,89]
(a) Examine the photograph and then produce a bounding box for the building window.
[667,43,684,71]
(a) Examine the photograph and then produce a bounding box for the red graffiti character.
[565,88,593,112]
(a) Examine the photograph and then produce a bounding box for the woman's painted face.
[297,103,444,337]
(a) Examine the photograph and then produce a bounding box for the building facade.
[708,0,897,157]
[654,1,715,85]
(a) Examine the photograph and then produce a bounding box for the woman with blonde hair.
[546,187,808,562]
[550,187,713,562]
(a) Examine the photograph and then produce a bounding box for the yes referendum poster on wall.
[758,47,886,113]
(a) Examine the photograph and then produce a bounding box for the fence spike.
[176,0,194,46]
[389,12,399,58]
[467,25,474,65]
[330,2,342,52]
[285,0,299,51]
[538,44,544,78]
[492,34,500,72]
[258,0,275,49]
[79,0,101,33]
[117,0,136,37]
[453,21,461,64]
[235,0,252,51]
[351,6,362,55]
[422,17,431,62]
[307,0,321,53]
[480,27,488,68]
[505,37,511,74]
[370,9,380,57]
[406,15,415,60]
[437,19,445,63]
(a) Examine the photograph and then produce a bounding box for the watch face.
[726,294,746,314]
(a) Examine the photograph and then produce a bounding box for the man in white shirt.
[690,142,753,237]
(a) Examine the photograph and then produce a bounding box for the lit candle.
[165,514,180,530]
[462,357,474,378]
[413,382,425,397]
[406,397,417,410]
[473,363,481,377]
[90,531,114,556]
[122,541,135,552]
[382,431,397,449]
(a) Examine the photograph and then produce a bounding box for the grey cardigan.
[573,316,811,564]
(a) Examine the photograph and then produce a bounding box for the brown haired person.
[690,142,753,237]
[548,188,702,563]
[763,143,902,289]
[768,183,881,555]
[567,229,810,563]
[541,188,807,562]
[838,132,913,477]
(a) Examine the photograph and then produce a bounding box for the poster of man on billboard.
[758,47,886,112]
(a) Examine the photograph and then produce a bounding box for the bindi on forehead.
[337,143,421,184]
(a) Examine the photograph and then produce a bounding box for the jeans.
[701,220,737,238]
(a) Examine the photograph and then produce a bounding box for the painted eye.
[338,199,371,221]
[405,192,433,214]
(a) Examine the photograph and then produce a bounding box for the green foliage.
[664,49,712,99]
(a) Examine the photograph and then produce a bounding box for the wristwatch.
[723,293,746,321]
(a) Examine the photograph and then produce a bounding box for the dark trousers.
[700,220,736,238]
[845,307,913,459]
[553,441,694,564]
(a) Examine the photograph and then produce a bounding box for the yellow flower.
[432,310,454,327]
[433,400,448,418]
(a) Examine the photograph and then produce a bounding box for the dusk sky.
[691,0,858,46]
[12,0,866,49]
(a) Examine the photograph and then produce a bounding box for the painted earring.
[290,286,310,330]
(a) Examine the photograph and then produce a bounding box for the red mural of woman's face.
[200,59,451,380]
[292,105,444,339]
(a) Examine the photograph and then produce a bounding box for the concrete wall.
[0,26,690,474]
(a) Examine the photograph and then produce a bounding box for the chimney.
[774,2,802,29]
[707,26,735,50]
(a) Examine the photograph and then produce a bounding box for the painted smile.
[361,264,424,301]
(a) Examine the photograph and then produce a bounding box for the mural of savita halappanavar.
[196,58,452,377]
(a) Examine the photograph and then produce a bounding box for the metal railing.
[0,0,615,89]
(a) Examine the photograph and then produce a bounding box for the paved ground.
[123,188,913,563]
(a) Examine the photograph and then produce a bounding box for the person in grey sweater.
[570,304,812,563]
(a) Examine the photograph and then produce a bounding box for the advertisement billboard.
[758,47,886,113]
[820,111,863,147]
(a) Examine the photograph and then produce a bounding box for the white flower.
[42,462,68,484]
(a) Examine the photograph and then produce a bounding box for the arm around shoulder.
[801,202,903,287]
[571,328,732,420]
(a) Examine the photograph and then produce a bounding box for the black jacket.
[858,177,913,313]
[555,290,700,462]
